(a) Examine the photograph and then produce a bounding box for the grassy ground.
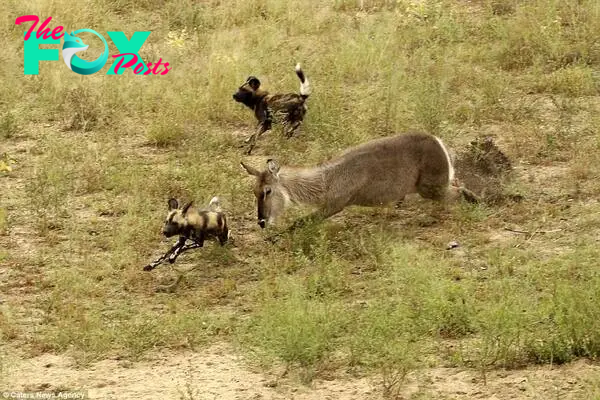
[2,0,600,397]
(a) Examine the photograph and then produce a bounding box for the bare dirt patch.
[3,343,377,400]
[3,344,600,399]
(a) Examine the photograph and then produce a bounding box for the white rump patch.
[434,136,455,183]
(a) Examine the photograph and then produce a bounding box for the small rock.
[446,241,460,250]
[118,360,133,368]
[264,380,278,388]
[355,300,368,308]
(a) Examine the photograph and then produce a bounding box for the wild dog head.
[162,198,193,237]
[232,76,263,109]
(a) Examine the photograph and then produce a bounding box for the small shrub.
[534,66,597,96]
[0,113,18,139]
[0,208,7,235]
[146,118,186,147]
[60,87,107,132]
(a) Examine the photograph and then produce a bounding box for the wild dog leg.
[245,122,271,155]
[143,236,187,271]
[245,108,273,154]
[284,121,301,138]
[167,241,203,263]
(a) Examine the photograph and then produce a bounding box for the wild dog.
[232,63,312,155]
[241,132,479,229]
[143,197,230,271]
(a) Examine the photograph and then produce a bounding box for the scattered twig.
[504,227,562,235]
[154,274,183,293]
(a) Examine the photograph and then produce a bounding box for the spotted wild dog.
[143,196,230,271]
[233,63,312,155]
[241,132,480,229]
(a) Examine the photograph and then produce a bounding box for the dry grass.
[1,0,600,396]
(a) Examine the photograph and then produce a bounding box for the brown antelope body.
[241,132,478,228]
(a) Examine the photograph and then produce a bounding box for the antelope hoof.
[143,264,154,271]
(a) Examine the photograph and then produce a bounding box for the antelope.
[241,132,479,229]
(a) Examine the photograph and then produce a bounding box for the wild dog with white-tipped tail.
[241,132,479,229]
[143,196,230,271]
[232,63,312,155]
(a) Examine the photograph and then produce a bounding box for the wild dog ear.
[246,76,261,91]
[168,198,179,210]
[181,201,194,215]
[266,159,280,178]
[240,161,260,176]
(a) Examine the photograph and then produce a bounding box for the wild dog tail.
[208,196,222,212]
[295,63,312,99]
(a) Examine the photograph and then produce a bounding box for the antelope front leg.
[143,236,187,271]
[288,203,345,231]
[267,207,342,243]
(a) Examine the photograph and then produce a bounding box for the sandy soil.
[3,343,600,400]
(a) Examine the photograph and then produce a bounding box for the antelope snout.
[258,219,266,229]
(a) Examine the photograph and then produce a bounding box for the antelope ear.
[168,198,179,210]
[181,201,194,215]
[266,159,280,177]
[240,161,260,176]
